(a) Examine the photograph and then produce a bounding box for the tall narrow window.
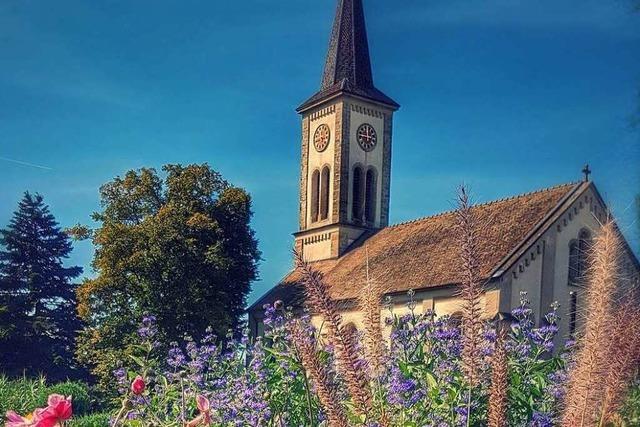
[569,229,592,285]
[352,166,364,222]
[310,170,320,223]
[569,291,578,336]
[568,242,579,285]
[577,230,591,281]
[320,166,330,220]
[365,167,377,223]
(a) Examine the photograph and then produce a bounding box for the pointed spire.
[297,0,399,112]
[321,0,373,90]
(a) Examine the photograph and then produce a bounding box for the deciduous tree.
[74,164,260,393]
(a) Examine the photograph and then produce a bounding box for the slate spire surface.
[297,0,399,112]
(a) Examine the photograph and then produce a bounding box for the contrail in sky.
[0,156,53,170]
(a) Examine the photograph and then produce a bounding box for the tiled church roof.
[263,182,582,305]
[297,0,399,112]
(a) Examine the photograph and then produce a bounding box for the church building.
[248,0,640,343]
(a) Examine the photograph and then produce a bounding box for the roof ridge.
[388,182,579,229]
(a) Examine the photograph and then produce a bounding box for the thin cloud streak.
[0,157,53,170]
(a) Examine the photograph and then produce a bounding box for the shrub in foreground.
[68,412,110,427]
[0,376,90,416]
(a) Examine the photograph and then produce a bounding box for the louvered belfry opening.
[352,166,364,222]
[320,166,331,220]
[365,167,377,224]
[310,170,320,223]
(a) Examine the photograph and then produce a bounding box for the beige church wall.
[305,103,338,227]
[432,290,501,319]
[300,232,334,262]
[434,294,490,318]
[309,287,502,341]
[510,242,545,322]
[619,247,640,290]
[347,100,386,227]
[551,187,604,343]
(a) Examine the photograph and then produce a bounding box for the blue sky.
[1,0,639,305]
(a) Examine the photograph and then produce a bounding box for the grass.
[0,375,91,416]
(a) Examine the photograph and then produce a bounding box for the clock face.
[313,124,331,152]
[357,123,377,152]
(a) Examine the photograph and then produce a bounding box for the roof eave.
[296,89,400,114]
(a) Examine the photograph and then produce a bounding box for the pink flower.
[33,416,57,427]
[47,394,72,420]
[5,410,37,427]
[131,375,146,395]
[34,394,73,427]
[5,395,72,427]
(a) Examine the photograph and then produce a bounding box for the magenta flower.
[5,394,72,427]
[131,376,146,395]
[33,394,73,427]
[5,410,37,427]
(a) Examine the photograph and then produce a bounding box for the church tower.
[294,0,399,262]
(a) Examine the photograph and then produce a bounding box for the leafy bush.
[620,381,640,426]
[0,376,92,416]
[47,380,91,414]
[69,412,111,426]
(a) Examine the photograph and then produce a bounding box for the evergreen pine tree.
[0,192,83,380]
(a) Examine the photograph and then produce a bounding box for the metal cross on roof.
[582,164,591,182]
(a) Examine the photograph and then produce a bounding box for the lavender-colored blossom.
[113,294,575,427]
[530,411,553,427]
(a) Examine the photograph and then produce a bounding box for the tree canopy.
[74,164,260,392]
[0,192,83,381]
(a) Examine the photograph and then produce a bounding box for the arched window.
[365,167,377,223]
[569,229,592,285]
[320,166,330,220]
[310,169,320,223]
[352,166,364,222]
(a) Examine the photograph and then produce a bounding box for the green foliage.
[261,322,323,425]
[0,192,84,381]
[0,376,91,416]
[75,164,260,395]
[68,413,111,427]
[46,380,92,414]
[620,381,640,426]
[506,308,565,425]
